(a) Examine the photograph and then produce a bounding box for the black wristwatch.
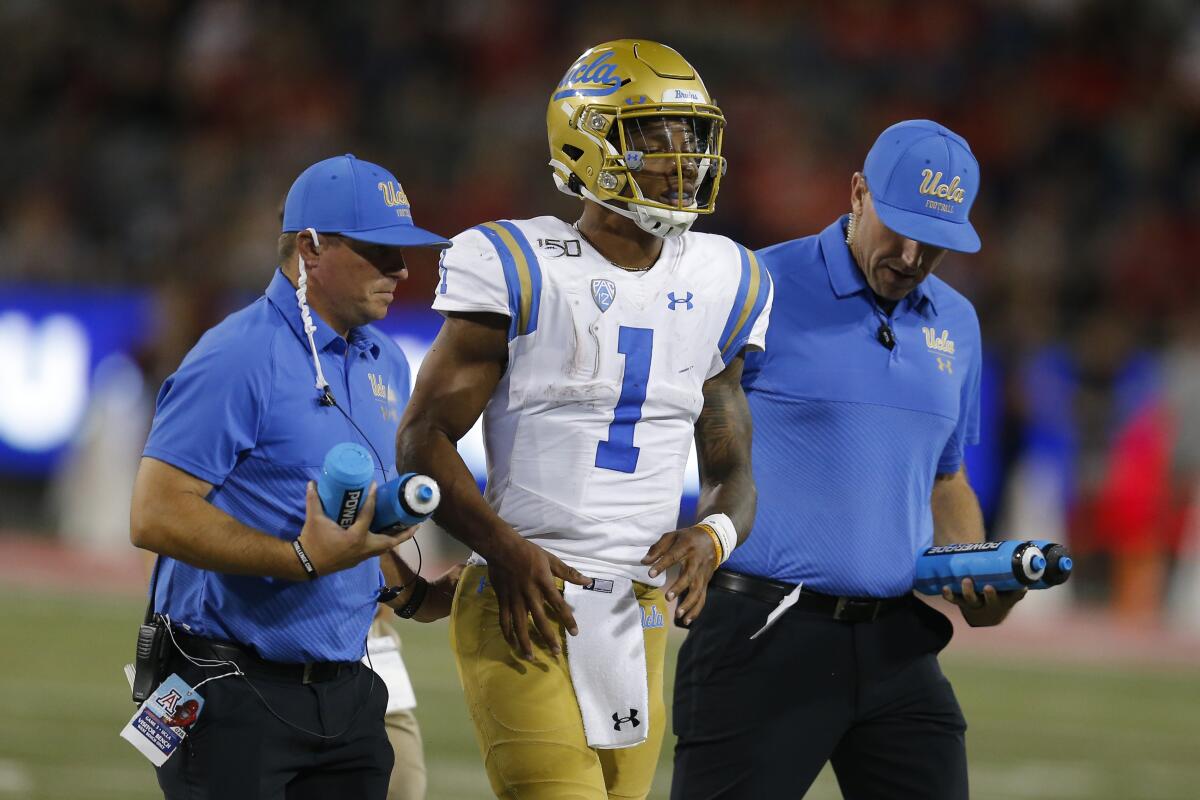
[393,577,430,619]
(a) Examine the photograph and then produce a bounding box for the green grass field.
[2,586,1198,799]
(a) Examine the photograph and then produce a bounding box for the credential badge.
[591,278,616,313]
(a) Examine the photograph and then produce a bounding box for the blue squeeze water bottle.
[371,473,441,531]
[1029,540,1074,589]
[317,443,375,528]
[913,540,1046,595]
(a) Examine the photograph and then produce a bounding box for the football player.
[395,40,772,799]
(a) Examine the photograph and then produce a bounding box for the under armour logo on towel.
[667,291,694,311]
[612,708,641,730]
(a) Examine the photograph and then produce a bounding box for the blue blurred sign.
[0,286,152,476]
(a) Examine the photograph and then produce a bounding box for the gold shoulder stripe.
[720,248,762,356]
[482,221,535,336]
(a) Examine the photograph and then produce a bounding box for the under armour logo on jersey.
[937,357,953,374]
[591,279,616,313]
[667,291,694,311]
[612,709,640,731]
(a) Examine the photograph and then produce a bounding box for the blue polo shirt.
[143,269,412,662]
[724,217,981,597]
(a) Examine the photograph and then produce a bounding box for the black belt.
[710,569,909,623]
[172,632,360,684]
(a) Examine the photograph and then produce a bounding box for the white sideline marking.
[972,761,1102,798]
[0,760,32,794]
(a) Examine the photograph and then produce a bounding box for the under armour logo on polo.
[667,291,693,311]
[612,708,640,730]
[937,357,953,374]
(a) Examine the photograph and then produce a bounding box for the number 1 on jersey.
[595,326,654,474]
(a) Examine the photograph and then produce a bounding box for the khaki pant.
[450,565,667,800]
[369,616,428,800]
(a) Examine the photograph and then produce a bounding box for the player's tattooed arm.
[395,311,589,659]
[642,352,755,624]
[692,352,756,538]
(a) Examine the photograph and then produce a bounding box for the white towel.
[750,582,804,640]
[564,576,649,749]
[364,634,416,713]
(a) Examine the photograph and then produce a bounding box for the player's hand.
[489,536,590,660]
[373,518,419,536]
[297,482,415,577]
[941,577,1026,627]
[642,526,720,625]
[409,562,466,623]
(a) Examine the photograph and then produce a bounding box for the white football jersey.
[433,216,772,585]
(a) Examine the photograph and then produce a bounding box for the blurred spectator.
[1164,311,1200,631]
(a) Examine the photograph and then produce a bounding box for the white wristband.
[699,513,738,564]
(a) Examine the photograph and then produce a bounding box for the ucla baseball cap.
[863,120,981,253]
[282,154,450,248]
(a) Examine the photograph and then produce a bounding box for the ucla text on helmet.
[554,51,624,100]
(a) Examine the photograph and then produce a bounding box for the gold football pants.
[450,565,667,800]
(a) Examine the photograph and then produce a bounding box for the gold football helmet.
[547,39,726,238]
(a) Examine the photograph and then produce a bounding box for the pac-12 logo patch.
[591,279,616,313]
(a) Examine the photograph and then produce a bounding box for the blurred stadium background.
[2,1,1199,798]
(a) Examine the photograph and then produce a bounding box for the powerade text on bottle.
[913,540,1046,595]
[317,443,374,528]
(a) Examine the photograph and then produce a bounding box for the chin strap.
[551,167,698,239]
[628,200,698,239]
